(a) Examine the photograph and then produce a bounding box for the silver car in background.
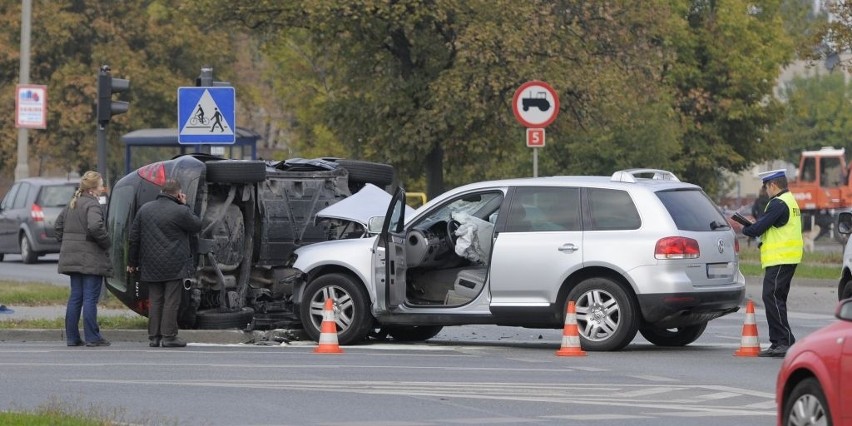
[0,177,78,263]
[289,169,746,350]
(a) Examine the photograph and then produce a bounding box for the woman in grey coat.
[55,171,113,347]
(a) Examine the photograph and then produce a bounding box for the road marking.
[67,378,776,419]
[543,414,653,420]
[628,375,679,382]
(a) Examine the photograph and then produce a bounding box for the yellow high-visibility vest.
[760,191,803,268]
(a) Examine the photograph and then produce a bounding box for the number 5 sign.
[527,128,545,148]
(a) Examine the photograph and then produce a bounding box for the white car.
[289,169,746,350]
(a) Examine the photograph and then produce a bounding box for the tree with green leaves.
[771,73,852,162]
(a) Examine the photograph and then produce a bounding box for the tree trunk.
[425,145,444,200]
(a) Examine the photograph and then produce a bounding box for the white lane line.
[628,375,679,382]
[543,414,653,420]
[618,387,681,398]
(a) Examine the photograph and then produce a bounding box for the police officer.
[742,169,804,357]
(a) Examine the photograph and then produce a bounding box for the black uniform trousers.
[761,264,797,348]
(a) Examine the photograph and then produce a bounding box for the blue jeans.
[65,273,104,344]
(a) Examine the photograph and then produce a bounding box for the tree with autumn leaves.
[0,0,828,200]
[204,0,798,197]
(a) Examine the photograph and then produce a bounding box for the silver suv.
[288,169,746,350]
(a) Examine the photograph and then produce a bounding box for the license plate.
[707,262,734,279]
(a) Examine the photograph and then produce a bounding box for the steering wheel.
[447,219,461,245]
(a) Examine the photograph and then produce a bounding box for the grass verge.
[2,397,175,425]
[737,244,842,280]
[0,280,145,329]
[0,281,126,308]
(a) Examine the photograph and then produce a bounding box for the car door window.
[1,183,20,210]
[586,188,640,230]
[505,187,581,232]
[12,183,31,209]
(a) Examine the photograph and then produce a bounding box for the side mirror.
[837,212,852,235]
[837,299,852,321]
[367,216,385,234]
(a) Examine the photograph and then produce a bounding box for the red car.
[776,299,852,426]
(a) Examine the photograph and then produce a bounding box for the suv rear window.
[38,185,76,207]
[656,188,727,231]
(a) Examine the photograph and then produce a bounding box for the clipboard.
[730,212,753,227]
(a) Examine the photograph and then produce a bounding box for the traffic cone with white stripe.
[314,298,343,354]
[734,299,760,357]
[556,300,587,357]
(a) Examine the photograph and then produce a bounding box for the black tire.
[783,377,832,426]
[840,279,852,301]
[195,308,254,329]
[566,277,638,351]
[205,160,266,183]
[639,322,707,347]
[335,159,395,187]
[385,325,444,342]
[300,273,373,345]
[20,234,37,264]
[0,253,5,262]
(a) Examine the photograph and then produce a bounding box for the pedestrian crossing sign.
[177,87,236,144]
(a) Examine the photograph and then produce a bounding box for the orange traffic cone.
[556,301,587,357]
[734,299,760,357]
[314,298,344,354]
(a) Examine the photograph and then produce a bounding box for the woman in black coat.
[55,171,113,347]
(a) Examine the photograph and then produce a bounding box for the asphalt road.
[0,308,835,426]
[0,247,843,425]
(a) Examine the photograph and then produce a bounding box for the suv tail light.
[138,162,166,186]
[30,204,44,222]
[655,236,699,259]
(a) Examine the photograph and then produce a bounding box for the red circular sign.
[512,81,560,128]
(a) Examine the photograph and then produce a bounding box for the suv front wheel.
[567,277,638,351]
[300,273,373,345]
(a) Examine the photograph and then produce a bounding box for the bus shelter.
[121,127,260,175]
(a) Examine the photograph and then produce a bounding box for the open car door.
[373,187,407,311]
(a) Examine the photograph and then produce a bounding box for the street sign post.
[513,81,559,177]
[178,87,235,144]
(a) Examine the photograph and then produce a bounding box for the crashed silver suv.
[289,169,746,350]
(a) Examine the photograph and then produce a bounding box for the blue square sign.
[178,87,236,144]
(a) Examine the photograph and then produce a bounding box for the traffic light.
[96,65,130,125]
[195,66,231,87]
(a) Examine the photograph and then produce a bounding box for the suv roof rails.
[611,168,680,183]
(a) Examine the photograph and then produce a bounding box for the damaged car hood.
[316,184,415,226]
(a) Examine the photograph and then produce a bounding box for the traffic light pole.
[97,123,107,178]
[95,65,129,180]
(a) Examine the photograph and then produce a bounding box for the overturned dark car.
[105,154,395,330]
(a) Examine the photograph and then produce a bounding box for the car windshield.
[656,188,728,231]
[423,194,501,224]
[38,185,76,207]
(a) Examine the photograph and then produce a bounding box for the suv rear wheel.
[639,322,707,347]
[567,277,638,351]
[301,273,373,345]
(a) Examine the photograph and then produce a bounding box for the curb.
[0,328,309,345]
